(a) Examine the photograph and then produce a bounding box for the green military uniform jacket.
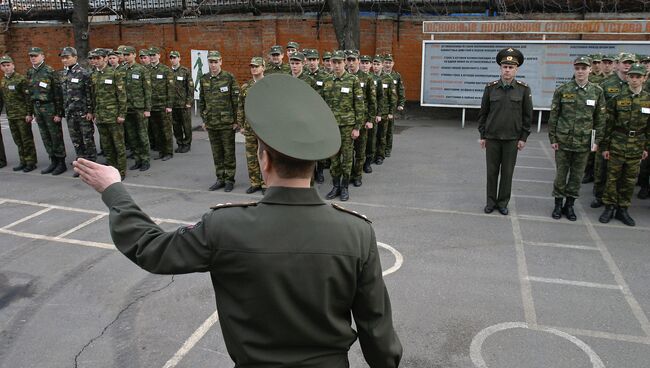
[600,73,627,101]
[266,62,291,75]
[371,73,385,117]
[602,87,650,159]
[123,62,152,112]
[322,72,365,130]
[589,72,604,85]
[548,80,606,152]
[388,70,405,109]
[59,63,93,116]
[91,66,127,124]
[0,72,33,119]
[101,183,403,367]
[236,78,255,132]
[478,79,533,141]
[354,70,378,123]
[170,65,194,108]
[644,76,650,94]
[307,68,330,95]
[377,73,397,116]
[26,62,63,116]
[294,71,318,90]
[198,70,240,130]
[148,62,174,111]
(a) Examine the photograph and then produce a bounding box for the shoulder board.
[331,203,371,223]
[515,80,528,87]
[210,201,258,210]
[487,80,499,86]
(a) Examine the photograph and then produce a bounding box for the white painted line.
[524,146,545,151]
[470,322,605,368]
[523,241,599,251]
[509,197,538,327]
[527,276,621,290]
[0,197,105,215]
[518,154,549,159]
[513,194,553,200]
[513,178,554,184]
[1,207,53,230]
[541,325,650,346]
[55,214,106,238]
[0,228,115,250]
[378,242,403,276]
[516,165,556,171]
[162,310,220,368]
[518,214,586,225]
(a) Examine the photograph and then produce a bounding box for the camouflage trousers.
[330,125,354,180]
[172,107,193,147]
[97,123,127,178]
[352,125,369,179]
[603,153,642,208]
[150,110,174,156]
[8,118,37,165]
[385,116,395,156]
[207,128,236,183]
[552,149,589,199]
[243,132,264,188]
[593,150,608,198]
[66,112,97,161]
[34,102,66,159]
[584,151,595,175]
[365,121,378,160]
[125,110,151,164]
[375,114,390,159]
[638,157,649,188]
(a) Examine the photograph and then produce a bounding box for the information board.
[420,40,650,110]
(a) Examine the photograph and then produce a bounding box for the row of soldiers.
[548,52,650,227]
[0,42,406,201]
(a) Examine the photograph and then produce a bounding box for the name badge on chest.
[39,81,48,88]
[104,79,113,85]
[393,80,398,84]
[360,82,365,87]
[316,81,323,86]
[220,86,229,93]
[132,74,140,80]
[176,76,184,81]
[586,99,595,106]
[341,87,350,93]
[8,85,15,90]
[382,83,388,89]
[156,74,164,79]
[642,107,650,114]
[71,78,80,83]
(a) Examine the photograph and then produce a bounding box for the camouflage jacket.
[371,73,385,118]
[198,70,240,130]
[59,63,92,116]
[601,87,650,158]
[307,68,330,95]
[388,70,406,108]
[266,62,291,75]
[354,70,378,122]
[588,72,605,85]
[170,65,194,108]
[0,72,33,119]
[236,78,256,132]
[478,79,533,141]
[91,66,127,124]
[600,73,627,101]
[148,63,174,110]
[548,80,606,152]
[644,77,650,94]
[377,72,397,116]
[123,62,152,111]
[322,71,365,130]
[26,62,63,115]
[294,71,318,91]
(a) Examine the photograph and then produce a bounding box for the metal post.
[537,110,542,133]
[462,108,466,129]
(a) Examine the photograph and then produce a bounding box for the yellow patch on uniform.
[617,99,632,107]
[562,93,576,99]
[607,87,619,93]
[331,203,371,223]
[210,202,258,210]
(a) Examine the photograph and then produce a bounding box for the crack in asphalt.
[73,275,176,368]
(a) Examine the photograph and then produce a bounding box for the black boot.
[340,178,350,201]
[363,158,373,173]
[615,207,636,226]
[638,186,649,200]
[315,164,324,184]
[51,158,67,176]
[599,205,615,223]
[325,177,340,199]
[41,157,57,174]
[582,168,594,184]
[13,163,26,172]
[552,198,563,219]
[590,197,603,208]
[562,197,577,221]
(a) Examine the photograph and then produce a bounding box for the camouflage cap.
[618,52,636,63]
[245,74,341,161]
[169,50,180,58]
[360,55,372,62]
[626,63,646,75]
[373,54,384,62]
[269,45,283,55]
[249,56,265,67]
[641,55,650,63]
[322,51,332,60]
[207,50,222,60]
[122,46,136,54]
[93,48,107,58]
[289,52,305,62]
[139,49,150,57]
[346,50,359,59]
[287,41,299,50]
[601,54,616,62]
[305,49,320,59]
[383,53,394,61]
[28,47,44,56]
[59,46,77,57]
[107,49,118,57]
[590,53,603,62]
[573,56,591,66]
[87,50,97,58]
[0,55,14,64]
[330,50,345,60]
[149,46,161,55]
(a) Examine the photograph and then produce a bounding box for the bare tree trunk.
[326,0,360,50]
[71,0,89,63]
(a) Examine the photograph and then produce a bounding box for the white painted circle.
[470,322,605,368]
[378,242,403,277]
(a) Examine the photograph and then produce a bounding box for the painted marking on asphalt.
[527,276,621,290]
[519,154,550,159]
[470,322,605,368]
[55,214,106,238]
[162,310,220,368]
[524,241,599,251]
[509,197,538,327]
[515,165,556,171]
[0,228,115,249]
[513,178,554,184]
[542,325,650,346]
[1,207,53,229]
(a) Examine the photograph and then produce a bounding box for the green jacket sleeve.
[230,75,240,125]
[143,69,152,111]
[601,97,617,151]
[353,77,365,130]
[519,85,533,142]
[199,76,206,120]
[477,86,490,139]
[548,88,562,145]
[116,73,127,120]
[593,88,606,145]
[52,69,64,116]
[396,73,405,109]
[166,68,174,108]
[186,69,195,107]
[366,75,377,122]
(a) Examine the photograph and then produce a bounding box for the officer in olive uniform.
[26,47,66,175]
[266,45,291,75]
[599,64,650,227]
[0,55,37,172]
[169,50,194,153]
[199,50,240,192]
[73,74,402,368]
[548,56,606,221]
[478,48,533,215]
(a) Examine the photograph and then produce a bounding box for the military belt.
[615,127,641,137]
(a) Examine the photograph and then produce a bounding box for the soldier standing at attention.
[89,50,127,180]
[289,52,317,89]
[478,48,533,215]
[148,47,175,161]
[26,47,66,175]
[598,64,650,227]
[237,56,266,194]
[588,54,605,85]
[286,41,299,58]
[322,51,333,74]
[375,55,397,166]
[382,53,405,159]
[139,49,151,67]
[122,46,152,172]
[199,51,240,192]
[0,56,37,172]
[266,45,291,75]
[600,54,616,79]
[548,56,606,221]
[636,54,650,199]
[169,51,194,153]
[322,50,365,202]
[362,54,383,174]
[305,49,329,94]
[59,47,96,177]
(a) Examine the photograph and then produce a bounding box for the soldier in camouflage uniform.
[26,47,66,175]
[169,51,194,153]
[349,52,378,187]
[107,50,120,69]
[266,45,291,75]
[199,51,240,192]
[588,53,605,85]
[289,52,317,90]
[122,46,153,171]
[59,47,96,178]
[306,49,332,183]
[0,56,37,171]
[548,56,606,221]
[374,55,397,165]
[382,53,405,159]
[322,51,333,74]
[637,54,650,199]
[286,41,299,58]
[362,54,383,174]
[139,49,151,66]
[322,50,365,202]
[591,53,635,208]
[598,64,650,227]
[237,56,266,194]
[90,50,128,179]
[148,47,175,161]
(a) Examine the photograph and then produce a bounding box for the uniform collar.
[259,186,326,206]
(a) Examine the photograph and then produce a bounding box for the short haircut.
[258,139,315,179]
